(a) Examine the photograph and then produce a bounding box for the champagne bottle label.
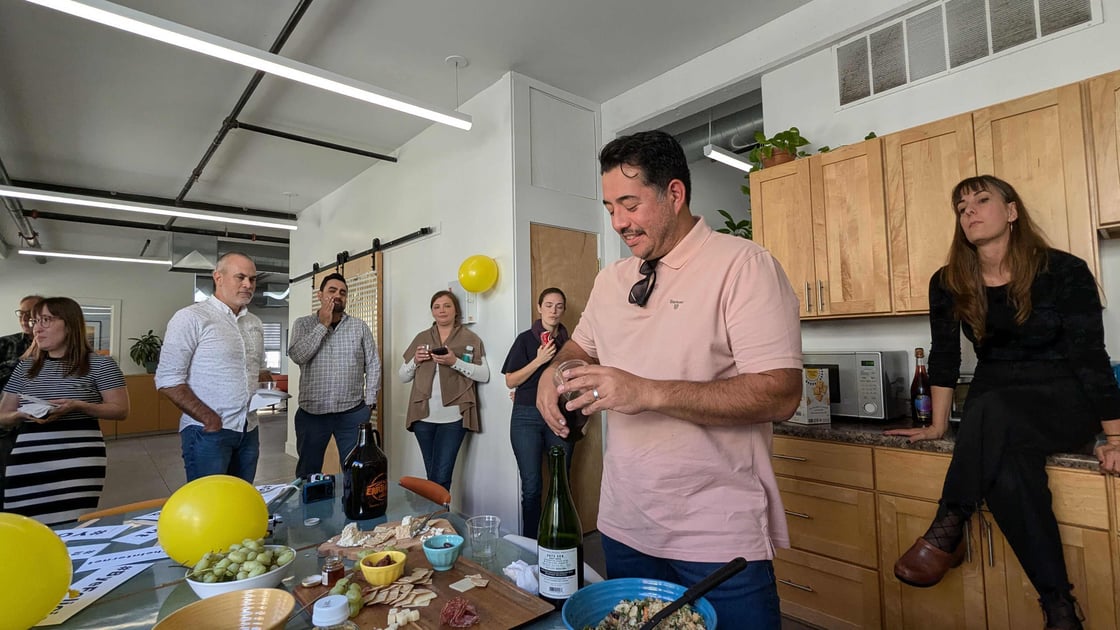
[537,546,579,598]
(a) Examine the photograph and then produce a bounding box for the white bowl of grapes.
[185,539,296,599]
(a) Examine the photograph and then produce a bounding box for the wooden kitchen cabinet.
[883,114,976,313]
[973,83,1098,274]
[99,374,179,438]
[751,157,816,317]
[752,138,891,318]
[1088,69,1120,228]
[878,493,988,630]
[777,476,878,568]
[775,546,882,630]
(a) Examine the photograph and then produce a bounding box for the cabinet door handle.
[817,280,825,313]
[964,519,972,564]
[773,454,808,462]
[981,514,994,567]
[778,578,814,593]
[805,282,812,313]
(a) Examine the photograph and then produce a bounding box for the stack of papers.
[249,387,290,412]
[18,394,57,419]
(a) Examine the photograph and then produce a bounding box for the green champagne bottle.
[537,446,584,607]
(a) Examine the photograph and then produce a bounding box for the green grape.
[348,600,361,618]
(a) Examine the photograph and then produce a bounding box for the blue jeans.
[411,420,466,490]
[180,425,260,483]
[509,404,573,535]
[294,404,370,477]
[601,534,781,629]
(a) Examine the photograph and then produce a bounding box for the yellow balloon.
[157,475,268,566]
[458,255,498,293]
[0,513,72,630]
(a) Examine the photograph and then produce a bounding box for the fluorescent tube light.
[18,249,171,265]
[26,0,473,131]
[0,184,298,231]
[702,144,754,173]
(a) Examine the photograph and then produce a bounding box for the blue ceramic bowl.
[422,534,464,571]
[561,578,717,629]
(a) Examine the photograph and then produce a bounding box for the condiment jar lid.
[312,594,349,626]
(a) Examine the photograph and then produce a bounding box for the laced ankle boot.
[1039,590,1084,630]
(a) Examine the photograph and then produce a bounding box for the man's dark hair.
[319,273,347,291]
[599,130,691,206]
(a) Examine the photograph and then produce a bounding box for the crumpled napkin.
[503,559,539,594]
[18,395,56,419]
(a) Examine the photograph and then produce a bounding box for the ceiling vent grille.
[837,0,1096,106]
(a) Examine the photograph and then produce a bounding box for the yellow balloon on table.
[458,255,498,293]
[0,513,72,630]
[157,475,268,566]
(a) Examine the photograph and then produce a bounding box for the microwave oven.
[802,350,909,421]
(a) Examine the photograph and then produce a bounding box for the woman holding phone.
[399,290,489,491]
[501,287,571,535]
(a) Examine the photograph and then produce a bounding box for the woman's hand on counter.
[884,423,947,443]
[1095,442,1120,475]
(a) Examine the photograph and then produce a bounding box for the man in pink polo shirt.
[538,130,802,627]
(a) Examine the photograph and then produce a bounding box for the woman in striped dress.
[0,297,128,525]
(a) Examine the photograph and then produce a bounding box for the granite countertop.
[774,418,1102,472]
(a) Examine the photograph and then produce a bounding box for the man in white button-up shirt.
[157,252,270,482]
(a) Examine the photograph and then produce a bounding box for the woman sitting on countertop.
[885,175,1120,630]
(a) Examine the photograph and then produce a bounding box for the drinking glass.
[552,359,590,441]
[466,515,501,560]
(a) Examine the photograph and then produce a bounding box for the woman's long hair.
[27,297,92,378]
[941,175,1050,342]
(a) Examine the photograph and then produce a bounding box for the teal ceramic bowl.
[422,534,464,571]
[561,578,717,630]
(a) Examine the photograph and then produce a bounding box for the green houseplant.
[129,330,162,374]
[747,126,811,169]
[715,209,752,240]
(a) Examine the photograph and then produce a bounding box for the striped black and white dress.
[2,354,125,525]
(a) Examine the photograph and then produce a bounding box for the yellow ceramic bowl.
[154,588,294,630]
[359,550,406,586]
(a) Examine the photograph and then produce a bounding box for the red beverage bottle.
[911,347,932,426]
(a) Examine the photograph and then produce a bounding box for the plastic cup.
[465,515,501,560]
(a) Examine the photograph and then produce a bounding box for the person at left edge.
[288,272,381,477]
[157,251,270,483]
[0,294,43,505]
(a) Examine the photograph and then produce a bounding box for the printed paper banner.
[131,509,161,522]
[256,483,288,504]
[36,563,149,626]
[76,546,168,573]
[115,526,159,546]
[67,543,110,561]
[55,525,133,542]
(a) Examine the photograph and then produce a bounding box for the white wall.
[689,157,752,230]
[0,254,194,374]
[288,74,522,527]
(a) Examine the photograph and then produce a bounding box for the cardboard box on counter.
[789,367,831,425]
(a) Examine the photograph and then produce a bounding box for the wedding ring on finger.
[592,389,600,401]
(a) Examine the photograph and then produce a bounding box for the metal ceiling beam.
[173,0,315,216]
[231,121,398,162]
[24,209,289,244]
[10,179,292,220]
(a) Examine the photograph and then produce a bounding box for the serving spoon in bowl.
[637,556,748,630]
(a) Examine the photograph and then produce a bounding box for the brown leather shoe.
[894,537,965,588]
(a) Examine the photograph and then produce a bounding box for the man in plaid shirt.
[288,273,381,476]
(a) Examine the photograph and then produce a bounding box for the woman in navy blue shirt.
[501,287,572,536]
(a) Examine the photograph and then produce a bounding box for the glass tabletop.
[49,483,566,629]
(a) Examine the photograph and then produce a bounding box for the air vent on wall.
[837,0,1095,106]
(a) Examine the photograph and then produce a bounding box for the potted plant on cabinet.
[129,330,162,374]
[747,126,811,169]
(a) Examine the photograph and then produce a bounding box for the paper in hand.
[19,394,57,418]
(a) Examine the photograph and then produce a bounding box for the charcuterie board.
[293,545,553,629]
[316,518,457,561]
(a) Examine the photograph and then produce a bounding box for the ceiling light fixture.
[18,249,170,265]
[702,144,754,173]
[25,0,473,131]
[0,184,298,231]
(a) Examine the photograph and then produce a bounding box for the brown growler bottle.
[342,422,388,520]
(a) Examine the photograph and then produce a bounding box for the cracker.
[449,577,475,592]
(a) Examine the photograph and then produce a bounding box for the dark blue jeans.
[180,425,260,483]
[411,419,466,491]
[294,404,370,477]
[601,534,781,629]
[509,404,572,536]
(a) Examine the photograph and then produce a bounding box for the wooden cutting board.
[317,518,457,561]
[293,545,554,629]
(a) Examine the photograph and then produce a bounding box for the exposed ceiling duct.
[674,103,764,165]
[0,154,43,261]
[169,235,289,275]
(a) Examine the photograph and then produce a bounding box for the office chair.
[77,497,168,522]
